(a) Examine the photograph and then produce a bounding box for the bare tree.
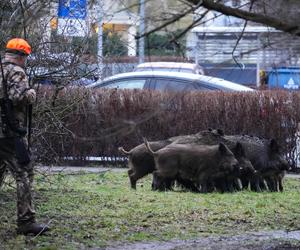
[185,0,300,36]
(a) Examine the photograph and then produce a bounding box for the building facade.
[186,0,300,86]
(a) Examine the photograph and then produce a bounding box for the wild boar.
[119,129,224,190]
[223,135,290,192]
[261,164,289,192]
[212,142,257,193]
[144,139,239,191]
[169,132,257,193]
[119,139,171,189]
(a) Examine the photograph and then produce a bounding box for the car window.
[196,81,220,90]
[154,79,197,91]
[103,79,146,89]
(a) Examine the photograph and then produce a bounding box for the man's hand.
[26,89,36,103]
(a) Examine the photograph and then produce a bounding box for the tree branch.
[187,0,300,36]
[135,1,203,39]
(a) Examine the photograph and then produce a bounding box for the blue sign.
[58,0,87,19]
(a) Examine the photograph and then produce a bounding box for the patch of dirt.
[97,230,300,250]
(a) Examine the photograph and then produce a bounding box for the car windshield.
[102,79,146,89]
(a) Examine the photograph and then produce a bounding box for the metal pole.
[139,0,145,64]
[256,61,260,88]
[256,36,260,88]
[97,0,104,79]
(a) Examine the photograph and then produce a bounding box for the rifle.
[26,103,32,151]
[0,55,30,165]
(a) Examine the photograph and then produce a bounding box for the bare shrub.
[32,88,300,169]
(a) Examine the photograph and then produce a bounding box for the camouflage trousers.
[0,137,35,224]
[0,160,6,187]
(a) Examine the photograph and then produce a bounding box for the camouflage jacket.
[0,57,36,138]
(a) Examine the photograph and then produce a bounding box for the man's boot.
[17,221,50,235]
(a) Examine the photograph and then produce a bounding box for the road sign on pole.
[57,0,88,37]
[58,0,87,19]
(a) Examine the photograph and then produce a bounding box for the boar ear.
[217,129,224,136]
[235,142,245,157]
[218,143,229,155]
[269,139,280,153]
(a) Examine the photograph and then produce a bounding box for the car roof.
[89,71,254,92]
[136,62,198,70]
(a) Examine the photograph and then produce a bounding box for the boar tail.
[118,147,131,155]
[143,137,155,155]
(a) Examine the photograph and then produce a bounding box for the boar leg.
[164,178,174,191]
[206,181,215,193]
[265,177,278,192]
[201,180,215,193]
[226,177,237,192]
[152,173,174,191]
[240,176,250,190]
[128,169,137,189]
[152,170,177,191]
[128,168,153,189]
[276,171,285,192]
[176,177,200,193]
[259,179,268,191]
[278,175,284,192]
[233,178,242,191]
[229,181,236,192]
[250,176,262,192]
[214,177,229,193]
[201,182,208,193]
[152,175,174,191]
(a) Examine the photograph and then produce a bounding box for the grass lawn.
[1,171,300,249]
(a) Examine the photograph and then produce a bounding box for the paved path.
[36,166,127,174]
[287,173,300,178]
[36,166,300,179]
[100,230,300,250]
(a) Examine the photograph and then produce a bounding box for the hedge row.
[32,87,300,168]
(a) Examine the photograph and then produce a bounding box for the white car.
[88,71,254,92]
[135,62,205,75]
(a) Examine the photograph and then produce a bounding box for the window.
[104,79,146,89]
[232,0,241,7]
[197,82,219,90]
[154,79,197,91]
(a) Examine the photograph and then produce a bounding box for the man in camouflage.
[0,38,50,235]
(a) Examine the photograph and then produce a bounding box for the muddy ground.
[98,230,300,250]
